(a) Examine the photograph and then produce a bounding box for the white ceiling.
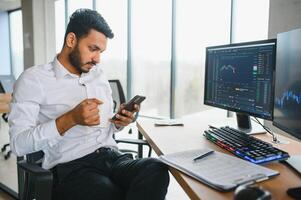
[0,0,21,12]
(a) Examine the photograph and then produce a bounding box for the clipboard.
[159,148,279,191]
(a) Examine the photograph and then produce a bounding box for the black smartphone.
[111,95,146,120]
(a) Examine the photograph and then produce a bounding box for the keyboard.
[203,126,290,164]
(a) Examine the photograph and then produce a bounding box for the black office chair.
[1,113,12,160]
[0,81,12,160]
[109,79,152,158]
[17,151,52,200]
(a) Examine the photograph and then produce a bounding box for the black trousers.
[51,147,170,200]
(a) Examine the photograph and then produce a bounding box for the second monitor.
[204,39,277,132]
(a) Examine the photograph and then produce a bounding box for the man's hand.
[110,103,140,128]
[56,98,102,135]
[71,98,103,126]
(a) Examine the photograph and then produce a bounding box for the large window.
[232,0,270,43]
[55,0,65,53]
[57,0,271,118]
[132,0,172,117]
[174,0,232,117]
[9,10,24,79]
[68,0,93,16]
[0,11,11,75]
[96,1,127,97]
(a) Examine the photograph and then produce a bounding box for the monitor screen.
[204,39,276,120]
[273,29,301,140]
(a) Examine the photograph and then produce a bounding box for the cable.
[252,117,280,143]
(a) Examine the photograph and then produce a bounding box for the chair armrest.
[18,160,52,176]
[115,138,150,145]
[18,160,53,200]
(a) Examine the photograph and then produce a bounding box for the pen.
[193,150,214,161]
[208,125,218,129]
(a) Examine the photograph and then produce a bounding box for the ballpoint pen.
[193,150,214,161]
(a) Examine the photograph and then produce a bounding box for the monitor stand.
[234,113,266,135]
[210,112,266,135]
[235,113,290,143]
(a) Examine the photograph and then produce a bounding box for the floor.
[0,119,189,200]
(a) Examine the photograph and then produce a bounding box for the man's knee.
[89,178,124,200]
[139,158,170,185]
[128,158,170,200]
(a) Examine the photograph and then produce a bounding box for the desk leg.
[138,131,143,158]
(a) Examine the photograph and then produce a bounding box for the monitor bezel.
[272,29,301,140]
[273,121,301,140]
[203,38,277,121]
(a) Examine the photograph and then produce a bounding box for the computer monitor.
[204,39,277,131]
[273,28,301,193]
[273,28,301,140]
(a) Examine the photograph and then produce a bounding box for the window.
[61,0,271,118]
[96,1,127,97]
[132,0,172,117]
[0,11,11,75]
[232,0,270,43]
[68,0,93,17]
[55,0,66,53]
[174,0,231,117]
[9,10,24,79]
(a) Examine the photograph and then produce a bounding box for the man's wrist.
[56,111,76,136]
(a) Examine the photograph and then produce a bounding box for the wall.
[266,0,301,141]
[268,0,301,38]
[0,11,11,75]
[22,0,56,69]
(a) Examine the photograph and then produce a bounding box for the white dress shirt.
[9,57,119,169]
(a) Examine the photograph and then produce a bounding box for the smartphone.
[111,95,146,120]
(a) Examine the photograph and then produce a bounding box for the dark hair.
[64,9,114,44]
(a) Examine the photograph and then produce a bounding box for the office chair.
[17,151,52,200]
[109,79,152,158]
[0,81,12,160]
[1,113,11,159]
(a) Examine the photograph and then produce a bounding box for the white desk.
[137,108,301,200]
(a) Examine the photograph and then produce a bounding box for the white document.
[154,119,184,126]
[159,149,279,191]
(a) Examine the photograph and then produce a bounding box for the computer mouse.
[234,184,271,200]
[287,187,301,199]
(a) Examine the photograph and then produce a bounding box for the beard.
[69,44,95,74]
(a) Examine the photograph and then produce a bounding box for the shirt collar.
[52,56,103,81]
[52,56,78,79]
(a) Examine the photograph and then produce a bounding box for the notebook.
[285,155,301,174]
[154,119,184,127]
[159,148,279,191]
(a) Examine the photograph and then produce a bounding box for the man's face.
[69,29,107,74]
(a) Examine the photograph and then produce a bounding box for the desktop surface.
[137,109,301,200]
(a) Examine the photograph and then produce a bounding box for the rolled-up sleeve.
[8,70,61,157]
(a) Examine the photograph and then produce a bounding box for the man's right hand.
[70,98,103,126]
[56,98,103,135]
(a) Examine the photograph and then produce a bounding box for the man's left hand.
[110,104,140,128]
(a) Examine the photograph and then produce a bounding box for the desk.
[0,93,11,113]
[137,109,301,200]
